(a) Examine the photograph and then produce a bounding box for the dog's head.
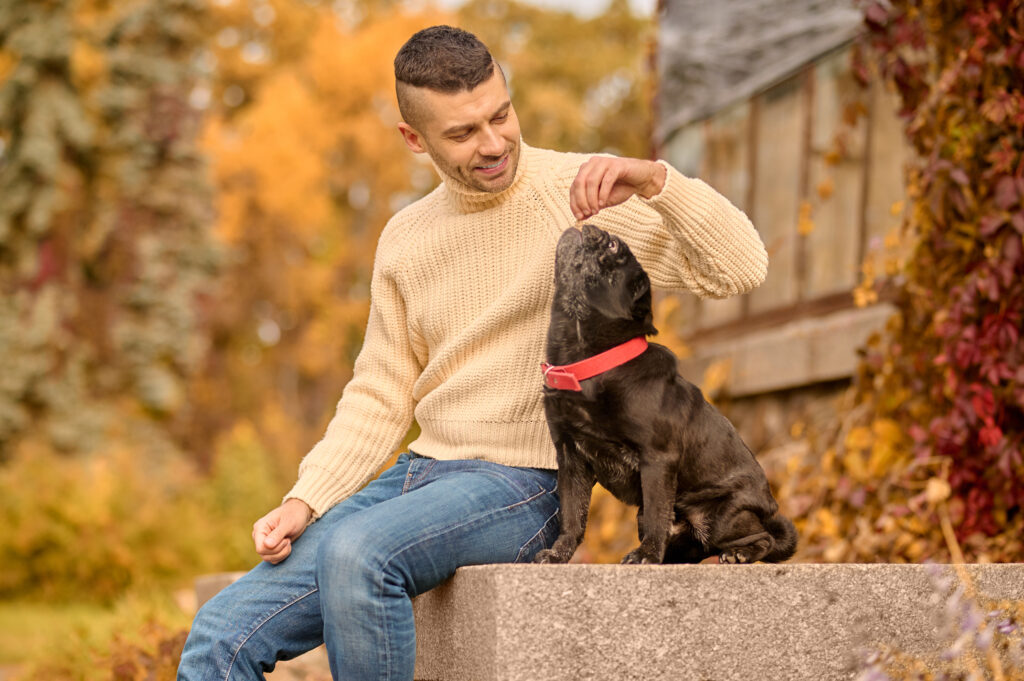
[553,224,655,334]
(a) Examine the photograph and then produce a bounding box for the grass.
[0,589,193,670]
[0,600,122,665]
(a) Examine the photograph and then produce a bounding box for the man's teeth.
[479,158,503,169]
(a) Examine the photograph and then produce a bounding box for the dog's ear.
[631,273,659,336]
[631,275,650,304]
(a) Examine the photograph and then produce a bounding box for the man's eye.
[493,113,508,123]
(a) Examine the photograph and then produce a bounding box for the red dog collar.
[541,336,649,391]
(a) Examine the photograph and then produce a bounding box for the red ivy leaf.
[979,424,1004,448]
[1013,211,1024,234]
[979,214,1006,236]
[994,175,1020,210]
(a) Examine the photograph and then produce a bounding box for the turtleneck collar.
[431,139,535,214]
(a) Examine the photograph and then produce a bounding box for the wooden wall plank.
[749,75,804,314]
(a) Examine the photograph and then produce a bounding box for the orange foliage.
[189,8,450,468]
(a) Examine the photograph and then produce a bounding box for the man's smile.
[475,154,509,175]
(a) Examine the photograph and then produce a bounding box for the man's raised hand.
[569,157,667,221]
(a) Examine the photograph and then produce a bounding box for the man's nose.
[478,125,504,156]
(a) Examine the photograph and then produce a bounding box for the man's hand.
[570,157,667,221]
[252,498,312,564]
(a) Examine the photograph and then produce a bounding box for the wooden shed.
[654,0,909,445]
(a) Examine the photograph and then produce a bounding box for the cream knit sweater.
[285,142,768,518]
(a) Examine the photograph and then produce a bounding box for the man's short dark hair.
[394,25,496,127]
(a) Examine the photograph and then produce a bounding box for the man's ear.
[398,122,427,154]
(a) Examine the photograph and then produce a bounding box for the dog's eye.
[607,239,618,253]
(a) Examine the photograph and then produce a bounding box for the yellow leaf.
[871,418,902,444]
[844,451,868,481]
[821,447,836,475]
[883,228,902,250]
[867,444,896,478]
[816,508,838,537]
[889,200,904,217]
[797,200,815,236]
[845,426,872,452]
[817,177,835,200]
[700,358,732,401]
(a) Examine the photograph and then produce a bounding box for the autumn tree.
[0,0,219,458]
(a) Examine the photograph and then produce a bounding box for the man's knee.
[179,594,248,679]
[316,521,392,590]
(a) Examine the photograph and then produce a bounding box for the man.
[178,25,767,681]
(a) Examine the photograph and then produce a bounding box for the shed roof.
[656,0,863,145]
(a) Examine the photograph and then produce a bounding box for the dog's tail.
[762,514,798,562]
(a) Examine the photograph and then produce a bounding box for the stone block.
[412,562,1024,681]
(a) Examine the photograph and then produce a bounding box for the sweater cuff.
[283,464,353,521]
[641,160,768,296]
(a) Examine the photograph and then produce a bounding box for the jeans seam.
[369,483,553,669]
[514,503,560,562]
[469,468,552,501]
[365,469,553,680]
[223,587,319,681]
[506,484,548,510]
[409,460,436,491]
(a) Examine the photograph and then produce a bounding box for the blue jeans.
[177,452,559,680]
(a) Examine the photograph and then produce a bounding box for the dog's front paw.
[621,548,660,565]
[533,548,570,564]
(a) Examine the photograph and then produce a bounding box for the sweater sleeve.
[283,237,420,519]
[596,160,768,299]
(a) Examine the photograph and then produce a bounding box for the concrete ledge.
[412,563,1024,681]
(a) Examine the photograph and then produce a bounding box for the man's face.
[398,67,521,193]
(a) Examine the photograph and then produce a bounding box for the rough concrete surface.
[412,563,1024,681]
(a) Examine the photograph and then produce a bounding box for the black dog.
[533,224,797,565]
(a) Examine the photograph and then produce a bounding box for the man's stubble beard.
[426,139,520,194]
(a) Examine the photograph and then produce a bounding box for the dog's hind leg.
[718,532,772,564]
[762,514,797,562]
[714,510,797,563]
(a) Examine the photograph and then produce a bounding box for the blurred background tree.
[0,0,220,460]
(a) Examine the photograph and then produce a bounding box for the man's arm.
[251,234,422,562]
[571,155,768,299]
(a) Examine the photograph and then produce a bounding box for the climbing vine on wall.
[855,0,1024,545]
